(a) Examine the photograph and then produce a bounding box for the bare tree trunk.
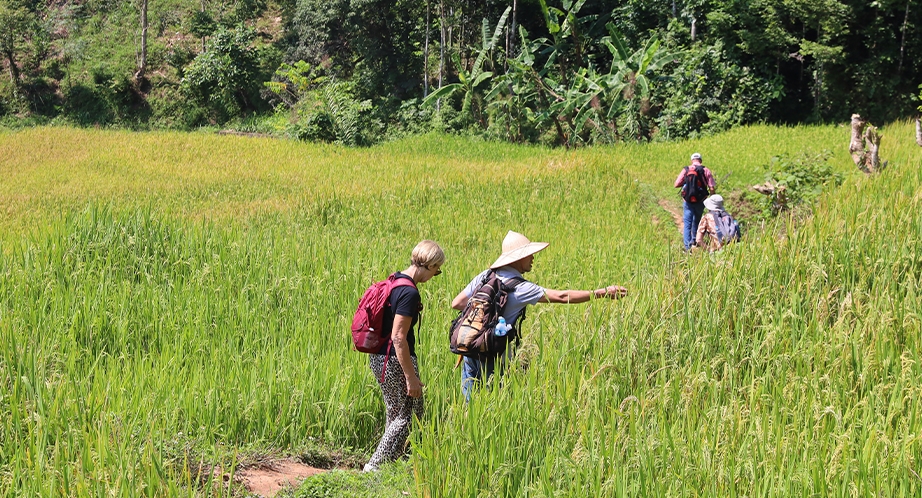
[898,0,911,76]
[423,0,430,97]
[439,0,445,91]
[864,125,882,173]
[201,0,207,52]
[916,118,922,147]
[4,50,19,87]
[135,0,148,81]
[438,0,447,111]
[504,0,518,69]
[849,114,884,174]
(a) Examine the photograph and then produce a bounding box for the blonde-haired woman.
[364,240,445,472]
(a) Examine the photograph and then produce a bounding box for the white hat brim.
[489,242,549,269]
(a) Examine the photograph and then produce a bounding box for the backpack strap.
[381,274,420,383]
[389,272,418,289]
[500,276,528,348]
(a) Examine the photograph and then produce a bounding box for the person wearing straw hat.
[674,152,717,250]
[451,231,627,400]
[696,194,739,252]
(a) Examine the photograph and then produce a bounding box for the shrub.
[755,149,843,216]
[61,65,146,126]
[180,26,265,123]
[288,80,371,146]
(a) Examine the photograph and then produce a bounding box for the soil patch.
[235,458,327,497]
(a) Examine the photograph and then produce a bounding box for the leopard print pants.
[365,354,424,471]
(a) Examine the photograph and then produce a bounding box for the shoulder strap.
[503,275,526,290]
[389,273,418,290]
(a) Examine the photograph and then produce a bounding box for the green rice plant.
[0,122,920,496]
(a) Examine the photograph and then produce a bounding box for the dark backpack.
[449,271,525,357]
[351,274,417,354]
[680,165,709,204]
[713,210,741,244]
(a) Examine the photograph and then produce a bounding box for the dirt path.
[657,199,684,232]
[234,458,327,497]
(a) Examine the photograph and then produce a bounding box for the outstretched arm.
[451,291,469,310]
[538,285,627,304]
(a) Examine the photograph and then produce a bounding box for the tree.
[423,6,511,124]
[135,0,148,81]
[0,0,32,98]
[181,26,264,121]
[601,24,675,140]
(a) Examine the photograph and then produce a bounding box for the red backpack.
[680,165,710,204]
[351,274,417,353]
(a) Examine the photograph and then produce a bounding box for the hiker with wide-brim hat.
[695,194,741,251]
[450,230,627,401]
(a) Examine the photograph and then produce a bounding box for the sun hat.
[490,231,549,269]
[690,152,702,161]
[704,194,724,212]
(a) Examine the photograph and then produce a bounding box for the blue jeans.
[461,354,504,402]
[683,201,705,249]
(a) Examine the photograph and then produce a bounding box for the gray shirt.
[461,267,546,325]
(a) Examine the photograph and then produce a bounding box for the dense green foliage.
[0,0,920,144]
[756,149,844,215]
[1,123,921,496]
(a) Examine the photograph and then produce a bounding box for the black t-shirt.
[378,272,422,357]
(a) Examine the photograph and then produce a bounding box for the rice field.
[1,123,921,496]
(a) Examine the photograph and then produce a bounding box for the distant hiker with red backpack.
[696,194,741,251]
[674,152,717,250]
[355,240,444,472]
[450,231,627,401]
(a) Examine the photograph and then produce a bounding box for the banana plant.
[422,6,510,121]
[602,23,675,114]
[597,23,677,139]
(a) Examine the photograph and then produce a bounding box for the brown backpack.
[449,271,524,357]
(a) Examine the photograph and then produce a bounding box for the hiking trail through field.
[657,199,684,232]
[234,458,327,497]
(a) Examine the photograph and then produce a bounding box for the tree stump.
[751,181,788,213]
[916,118,922,147]
[849,114,884,174]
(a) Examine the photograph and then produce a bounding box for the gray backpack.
[713,211,741,244]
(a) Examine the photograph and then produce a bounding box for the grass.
[0,122,920,496]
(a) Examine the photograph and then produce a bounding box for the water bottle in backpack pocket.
[495,317,509,337]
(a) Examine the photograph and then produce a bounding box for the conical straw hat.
[489,231,549,269]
